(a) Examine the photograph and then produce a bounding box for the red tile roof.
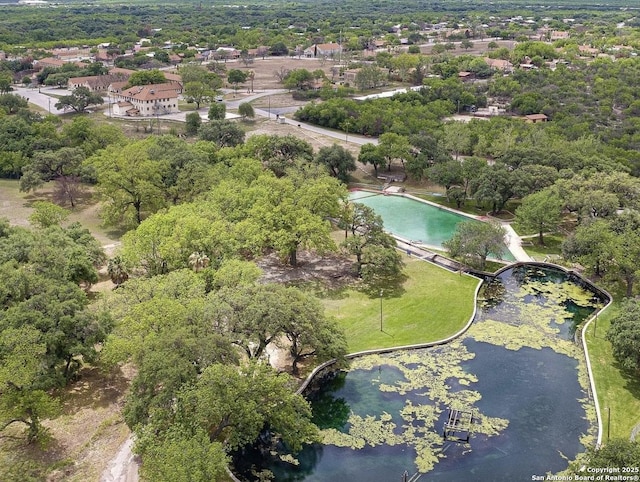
[119,83,180,101]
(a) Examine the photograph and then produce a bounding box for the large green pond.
[232,265,605,481]
[349,190,515,261]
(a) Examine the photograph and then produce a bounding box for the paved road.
[253,107,378,146]
[14,85,70,115]
[15,84,378,145]
[100,437,138,482]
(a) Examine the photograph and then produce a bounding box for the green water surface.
[349,191,515,261]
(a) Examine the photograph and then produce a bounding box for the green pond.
[232,265,605,481]
[348,190,515,261]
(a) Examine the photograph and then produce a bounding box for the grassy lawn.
[520,234,564,261]
[322,255,480,353]
[585,302,640,440]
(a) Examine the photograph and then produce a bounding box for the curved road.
[14,85,69,114]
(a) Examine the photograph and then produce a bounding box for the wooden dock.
[442,408,474,443]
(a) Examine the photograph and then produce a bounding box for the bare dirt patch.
[0,366,133,482]
[226,56,337,91]
[257,250,357,291]
[0,179,123,246]
[244,116,362,159]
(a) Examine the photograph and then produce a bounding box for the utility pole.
[380,289,384,331]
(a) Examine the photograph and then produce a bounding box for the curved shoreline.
[297,260,613,454]
[297,266,484,395]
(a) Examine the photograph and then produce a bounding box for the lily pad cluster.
[320,346,508,472]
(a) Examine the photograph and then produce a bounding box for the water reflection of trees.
[479,278,506,309]
[309,373,351,430]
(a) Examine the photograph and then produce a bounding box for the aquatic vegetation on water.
[236,267,604,480]
[321,343,508,472]
[470,320,578,355]
[322,412,403,449]
[318,268,602,476]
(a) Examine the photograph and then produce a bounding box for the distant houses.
[483,57,514,73]
[525,113,548,123]
[35,57,88,70]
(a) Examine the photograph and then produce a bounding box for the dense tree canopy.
[569,439,640,474]
[444,220,506,270]
[341,203,401,282]
[515,188,563,245]
[0,219,107,444]
[314,143,356,182]
[607,299,640,373]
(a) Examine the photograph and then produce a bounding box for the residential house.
[51,47,92,61]
[94,49,114,64]
[35,57,87,70]
[550,31,570,41]
[578,45,599,57]
[343,68,361,84]
[303,43,343,59]
[213,47,241,61]
[111,83,181,117]
[169,54,182,65]
[483,57,514,73]
[369,39,386,50]
[68,73,129,92]
[35,57,66,70]
[108,67,136,78]
[525,113,548,123]
[108,81,129,95]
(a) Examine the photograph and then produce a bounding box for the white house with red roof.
[111,83,181,116]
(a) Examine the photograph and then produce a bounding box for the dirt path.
[100,437,138,482]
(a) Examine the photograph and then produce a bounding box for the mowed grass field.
[323,255,480,353]
[585,303,640,440]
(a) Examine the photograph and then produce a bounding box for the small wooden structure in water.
[442,407,474,443]
[401,470,422,482]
